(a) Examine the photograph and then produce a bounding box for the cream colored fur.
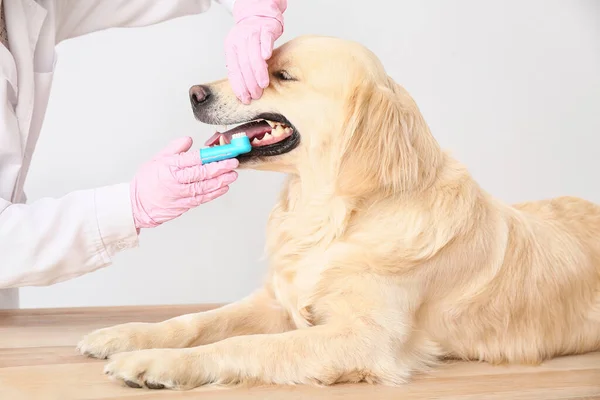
[77,35,600,390]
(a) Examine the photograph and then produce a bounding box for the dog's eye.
[273,70,296,82]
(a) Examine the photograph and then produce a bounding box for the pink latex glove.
[130,137,238,229]
[224,0,288,104]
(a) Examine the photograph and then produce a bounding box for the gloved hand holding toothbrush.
[130,137,238,229]
[224,0,287,104]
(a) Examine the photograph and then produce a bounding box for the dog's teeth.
[263,133,273,141]
[284,127,292,134]
[273,126,284,137]
[252,138,261,144]
[266,120,276,128]
[219,136,226,146]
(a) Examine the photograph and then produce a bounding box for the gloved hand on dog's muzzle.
[224,0,287,104]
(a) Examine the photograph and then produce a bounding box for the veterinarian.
[0,0,287,308]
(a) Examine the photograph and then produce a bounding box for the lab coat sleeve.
[0,183,139,288]
[53,0,236,43]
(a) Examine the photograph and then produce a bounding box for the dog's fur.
[77,35,600,390]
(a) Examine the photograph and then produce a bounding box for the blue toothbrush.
[200,132,252,164]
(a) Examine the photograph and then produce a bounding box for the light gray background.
[20,0,600,308]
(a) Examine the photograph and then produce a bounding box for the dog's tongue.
[204,120,271,146]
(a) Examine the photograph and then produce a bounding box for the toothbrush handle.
[200,150,237,164]
[200,137,252,164]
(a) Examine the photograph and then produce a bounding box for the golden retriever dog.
[76,35,600,390]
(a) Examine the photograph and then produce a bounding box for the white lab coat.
[0,0,236,309]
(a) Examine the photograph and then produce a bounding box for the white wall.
[20,0,600,308]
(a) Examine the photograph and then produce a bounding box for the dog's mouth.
[204,113,300,160]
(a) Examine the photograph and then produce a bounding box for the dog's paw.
[104,349,203,390]
[77,322,156,359]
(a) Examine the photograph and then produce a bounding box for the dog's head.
[190,35,441,195]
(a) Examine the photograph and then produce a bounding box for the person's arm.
[52,0,286,104]
[53,0,235,43]
[0,184,137,288]
[0,137,238,289]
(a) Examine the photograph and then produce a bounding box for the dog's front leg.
[77,287,293,359]
[103,277,439,390]
[104,324,386,390]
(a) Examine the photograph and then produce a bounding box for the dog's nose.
[189,85,211,106]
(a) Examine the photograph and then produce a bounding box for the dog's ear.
[337,77,441,196]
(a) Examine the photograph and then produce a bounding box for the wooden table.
[1,305,599,400]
